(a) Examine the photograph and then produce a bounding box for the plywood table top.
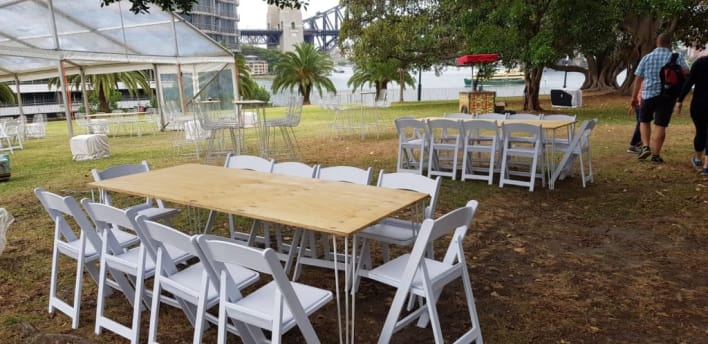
[422,117,575,130]
[89,164,427,236]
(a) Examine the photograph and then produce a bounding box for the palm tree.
[347,60,415,101]
[271,43,336,105]
[0,83,16,105]
[48,71,152,113]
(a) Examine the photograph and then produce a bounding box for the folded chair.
[367,200,483,344]
[554,119,597,188]
[194,234,333,344]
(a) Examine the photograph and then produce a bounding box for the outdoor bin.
[0,154,9,182]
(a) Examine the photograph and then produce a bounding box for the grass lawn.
[0,92,706,343]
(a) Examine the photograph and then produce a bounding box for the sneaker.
[650,155,664,164]
[691,156,702,170]
[637,146,651,160]
[627,145,641,154]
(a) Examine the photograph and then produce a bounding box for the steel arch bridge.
[238,5,344,52]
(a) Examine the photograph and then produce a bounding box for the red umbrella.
[457,53,501,90]
[456,53,500,66]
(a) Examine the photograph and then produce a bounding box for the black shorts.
[639,95,676,127]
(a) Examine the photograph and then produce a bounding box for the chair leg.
[148,270,162,343]
[72,247,86,329]
[48,242,60,314]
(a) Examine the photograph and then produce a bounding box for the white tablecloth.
[70,134,110,161]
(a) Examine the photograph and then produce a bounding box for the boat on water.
[484,69,524,84]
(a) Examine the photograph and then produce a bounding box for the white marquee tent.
[0,0,239,136]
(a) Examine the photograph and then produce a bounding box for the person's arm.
[631,75,644,109]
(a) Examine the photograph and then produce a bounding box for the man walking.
[630,33,689,163]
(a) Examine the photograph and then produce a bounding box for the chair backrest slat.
[377,171,441,219]
[224,153,274,172]
[318,165,372,185]
[272,161,318,178]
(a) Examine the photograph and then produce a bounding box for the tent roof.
[0,0,234,82]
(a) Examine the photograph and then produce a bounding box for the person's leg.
[638,97,657,159]
[651,97,675,159]
[651,124,666,156]
[627,108,642,153]
[690,109,706,168]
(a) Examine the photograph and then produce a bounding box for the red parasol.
[456,53,500,66]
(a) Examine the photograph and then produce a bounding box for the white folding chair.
[461,119,500,184]
[395,117,430,175]
[194,234,333,344]
[498,123,546,191]
[367,200,483,344]
[81,199,192,343]
[554,119,597,188]
[427,119,463,180]
[34,188,138,329]
[135,216,259,344]
[542,114,577,145]
[203,153,275,239]
[291,165,374,280]
[268,161,320,272]
[508,113,541,120]
[92,160,180,222]
[444,113,475,120]
[355,171,442,291]
[475,113,507,120]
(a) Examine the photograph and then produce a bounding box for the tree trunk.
[523,66,544,111]
[98,92,110,113]
[398,69,405,103]
[301,85,311,105]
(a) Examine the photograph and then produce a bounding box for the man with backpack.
[630,33,689,163]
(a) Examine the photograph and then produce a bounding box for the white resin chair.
[367,200,483,344]
[92,160,180,222]
[135,216,259,344]
[554,119,597,188]
[194,234,333,344]
[291,165,373,280]
[498,123,546,191]
[268,161,320,271]
[34,188,138,329]
[475,113,507,120]
[2,118,23,150]
[395,117,430,175]
[461,120,500,184]
[427,119,463,180]
[81,200,192,344]
[203,153,275,239]
[542,114,577,145]
[355,171,442,291]
[507,113,541,120]
[444,113,475,120]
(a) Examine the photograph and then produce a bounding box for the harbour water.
[255,65,623,106]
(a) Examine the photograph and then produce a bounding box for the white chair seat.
[111,228,140,247]
[166,263,219,300]
[226,280,333,330]
[367,253,454,291]
[358,219,419,245]
[58,239,99,258]
[131,206,180,222]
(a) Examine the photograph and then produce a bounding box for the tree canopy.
[341,0,708,110]
[271,43,336,105]
[100,0,309,14]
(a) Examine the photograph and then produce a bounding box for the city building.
[181,0,240,50]
[245,55,269,75]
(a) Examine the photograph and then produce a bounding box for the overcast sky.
[238,0,341,29]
